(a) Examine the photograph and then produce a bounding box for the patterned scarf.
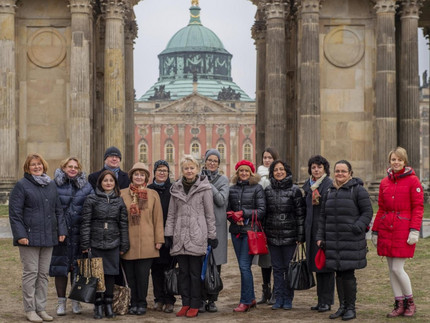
[310,173,327,205]
[32,173,52,186]
[129,183,147,225]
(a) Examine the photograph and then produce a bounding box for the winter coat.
[227,176,266,235]
[264,175,306,246]
[81,189,129,253]
[316,178,373,271]
[164,176,216,257]
[148,179,173,264]
[372,167,423,258]
[257,165,270,189]
[9,173,67,247]
[50,169,93,277]
[120,187,164,260]
[88,167,130,190]
[303,176,333,272]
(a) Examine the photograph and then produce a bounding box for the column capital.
[252,20,266,41]
[265,0,288,20]
[0,0,17,14]
[399,0,424,19]
[124,18,137,42]
[296,0,323,14]
[101,0,127,20]
[68,0,93,15]
[373,0,397,14]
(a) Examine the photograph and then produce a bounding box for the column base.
[0,180,16,205]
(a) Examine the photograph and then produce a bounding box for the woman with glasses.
[316,160,372,321]
[49,157,93,316]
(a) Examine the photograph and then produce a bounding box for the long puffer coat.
[50,169,93,276]
[9,173,67,247]
[164,176,216,257]
[81,189,129,253]
[316,178,373,271]
[264,175,306,246]
[227,176,266,235]
[372,167,423,258]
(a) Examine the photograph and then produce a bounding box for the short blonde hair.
[23,153,49,174]
[180,155,200,172]
[388,147,408,165]
[60,157,83,173]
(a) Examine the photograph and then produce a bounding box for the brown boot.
[403,298,416,317]
[386,299,405,318]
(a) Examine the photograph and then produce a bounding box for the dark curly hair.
[269,160,292,179]
[307,155,330,176]
[334,159,353,176]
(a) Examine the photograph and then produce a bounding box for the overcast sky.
[133,0,430,100]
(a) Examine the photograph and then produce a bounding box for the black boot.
[342,278,356,321]
[329,276,346,319]
[257,284,271,304]
[104,296,116,319]
[93,296,104,319]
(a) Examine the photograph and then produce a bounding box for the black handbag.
[203,247,223,294]
[288,244,315,290]
[164,258,179,295]
[68,251,99,304]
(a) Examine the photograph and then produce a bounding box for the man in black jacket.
[88,146,130,190]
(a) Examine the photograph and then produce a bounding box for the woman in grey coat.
[200,149,229,313]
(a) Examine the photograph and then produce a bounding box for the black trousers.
[316,272,335,305]
[123,258,153,308]
[177,255,203,308]
[151,262,176,305]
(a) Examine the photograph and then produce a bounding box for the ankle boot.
[56,297,66,316]
[257,284,271,304]
[341,278,356,321]
[386,299,405,318]
[93,297,104,319]
[330,276,346,319]
[403,297,416,317]
[104,297,116,318]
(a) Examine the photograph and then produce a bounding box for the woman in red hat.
[227,160,266,312]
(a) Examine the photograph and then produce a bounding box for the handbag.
[247,210,269,255]
[68,252,99,304]
[112,264,131,315]
[315,247,326,270]
[202,246,223,294]
[164,258,180,295]
[77,252,105,292]
[288,244,315,290]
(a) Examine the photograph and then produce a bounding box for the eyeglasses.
[207,159,219,164]
[335,170,349,174]
[67,166,79,170]
[156,169,168,173]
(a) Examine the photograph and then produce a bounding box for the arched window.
[165,142,174,163]
[191,142,200,159]
[139,142,148,163]
[243,142,252,161]
[217,142,226,162]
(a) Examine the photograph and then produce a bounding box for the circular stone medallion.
[323,27,364,68]
[27,28,67,68]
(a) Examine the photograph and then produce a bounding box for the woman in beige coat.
[121,162,164,315]
[164,155,217,318]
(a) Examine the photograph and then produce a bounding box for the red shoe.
[176,306,190,317]
[233,303,251,312]
[386,299,405,318]
[185,308,199,317]
[403,298,416,317]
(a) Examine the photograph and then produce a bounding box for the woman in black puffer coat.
[316,160,372,321]
[227,160,266,312]
[81,170,129,319]
[264,160,305,310]
[50,157,93,315]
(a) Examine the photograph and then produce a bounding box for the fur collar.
[54,168,88,189]
[231,173,261,185]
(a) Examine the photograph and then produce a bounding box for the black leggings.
[261,267,272,285]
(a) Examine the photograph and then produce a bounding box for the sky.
[133,0,430,100]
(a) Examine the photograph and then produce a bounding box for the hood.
[387,166,415,182]
[170,175,211,200]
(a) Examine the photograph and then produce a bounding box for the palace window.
[139,142,148,163]
[243,142,252,161]
[165,142,174,163]
[191,142,200,159]
[217,142,226,162]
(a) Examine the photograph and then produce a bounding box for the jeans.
[231,234,255,304]
[268,244,295,303]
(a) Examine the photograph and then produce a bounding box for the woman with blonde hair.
[372,147,423,318]
[164,155,217,318]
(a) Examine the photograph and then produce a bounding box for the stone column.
[398,0,423,177]
[69,0,93,171]
[297,0,321,181]
[252,4,267,166]
[374,0,397,180]
[229,124,239,169]
[101,0,126,154]
[0,0,17,195]
[265,0,288,160]
[124,16,137,170]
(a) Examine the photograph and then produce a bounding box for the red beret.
[315,248,326,270]
[235,160,255,173]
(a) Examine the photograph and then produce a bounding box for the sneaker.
[56,297,66,316]
[71,300,82,314]
[206,301,218,313]
[198,301,206,313]
[26,311,42,323]
[36,311,53,321]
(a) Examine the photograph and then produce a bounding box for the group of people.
[8,145,423,322]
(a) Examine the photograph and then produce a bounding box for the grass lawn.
[0,205,8,217]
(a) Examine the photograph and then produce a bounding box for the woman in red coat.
[371,147,423,318]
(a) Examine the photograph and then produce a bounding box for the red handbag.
[247,211,269,255]
[315,247,326,270]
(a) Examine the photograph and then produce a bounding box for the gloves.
[371,233,378,248]
[407,230,419,245]
[208,238,219,249]
[164,236,173,249]
[227,210,244,223]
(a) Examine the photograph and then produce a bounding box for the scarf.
[104,164,120,178]
[32,173,51,186]
[201,168,218,182]
[129,183,147,225]
[310,173,327,205]
[333,176,352,189]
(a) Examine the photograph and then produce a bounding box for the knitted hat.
[103,146,122,161]
[128,162,150,182]
[235,160,255,173]
[205,149,221,163]
[153,160,170,175]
